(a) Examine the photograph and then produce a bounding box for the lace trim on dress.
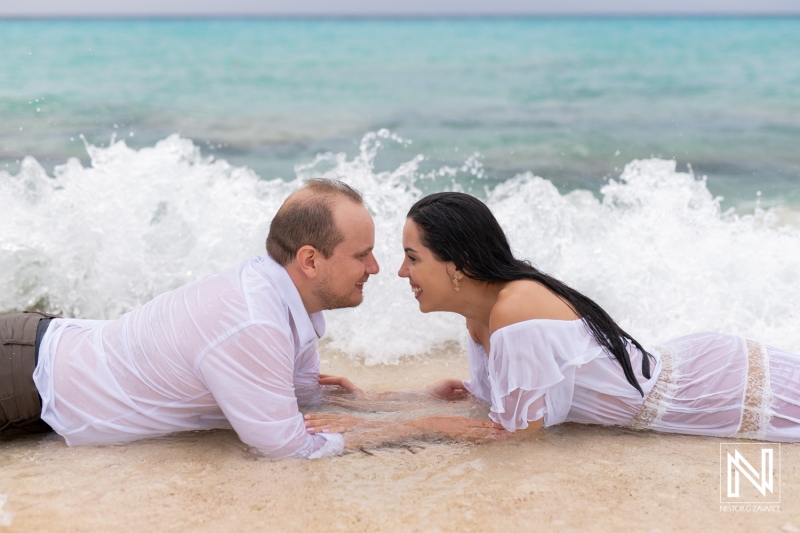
[732,339,773,440]
[629,345,675,430]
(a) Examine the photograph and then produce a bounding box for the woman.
[307,192,800,444]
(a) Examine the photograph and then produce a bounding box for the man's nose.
[366,253,380,275]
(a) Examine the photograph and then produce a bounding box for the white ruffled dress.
[462,319,800,442]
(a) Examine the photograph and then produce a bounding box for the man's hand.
[318,374,363,394]
[426,378,468,400]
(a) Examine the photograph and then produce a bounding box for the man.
[0,178,379,459]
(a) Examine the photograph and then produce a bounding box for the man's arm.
[196,323,343,459]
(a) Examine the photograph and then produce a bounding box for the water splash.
[1,132,798,363]
[488,159,800,349]
[0,494,12,527]
[0,135,294,319]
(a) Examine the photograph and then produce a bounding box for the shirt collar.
[260,255,326,342]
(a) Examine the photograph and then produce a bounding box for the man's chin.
[320,294,364,311]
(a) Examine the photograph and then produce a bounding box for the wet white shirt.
[33,255,344,459]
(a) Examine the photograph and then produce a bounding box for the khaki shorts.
[0,312,57,433]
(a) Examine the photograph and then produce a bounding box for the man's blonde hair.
[266,179,364,266]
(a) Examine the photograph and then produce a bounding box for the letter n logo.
[720,443,780,504]
[727,448,772,497]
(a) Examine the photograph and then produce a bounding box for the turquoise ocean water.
[2,18,799,205]
[2,18,799,361]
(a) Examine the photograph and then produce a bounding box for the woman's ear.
[454,265,472,280]
[446,262,469,277]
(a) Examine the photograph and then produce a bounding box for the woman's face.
[397,219,456,313]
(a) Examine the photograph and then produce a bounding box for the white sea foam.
[0,494,12,527]
[488,161,800,351]
[1,132,798,363]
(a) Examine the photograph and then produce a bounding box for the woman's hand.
[318,374,363,394]
[426,378,468,400]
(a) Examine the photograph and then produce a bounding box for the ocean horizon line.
[2,13,800,22]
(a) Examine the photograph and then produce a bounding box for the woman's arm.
[318,374,473,412]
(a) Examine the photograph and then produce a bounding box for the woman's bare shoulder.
[489,280,579,334]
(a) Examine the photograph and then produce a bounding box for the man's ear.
[295,245,321,279]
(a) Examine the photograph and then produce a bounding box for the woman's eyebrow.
[404,247,418,254]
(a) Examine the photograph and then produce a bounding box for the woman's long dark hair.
[408,192,653,396]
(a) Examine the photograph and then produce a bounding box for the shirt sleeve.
[486,322,595,432]
[488,388,547,431]
[292,341,325,408]
[196,323,344,459]
[462,338,492,403]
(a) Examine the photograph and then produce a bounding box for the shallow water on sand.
[2,347,798,532]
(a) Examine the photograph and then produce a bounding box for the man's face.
[313,200,380,310]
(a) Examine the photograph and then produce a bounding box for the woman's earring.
[452,275,460,292]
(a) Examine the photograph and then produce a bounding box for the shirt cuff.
[307,432,345,459]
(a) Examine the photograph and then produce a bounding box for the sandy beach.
[1,347,797,532]
[2,13,800,533]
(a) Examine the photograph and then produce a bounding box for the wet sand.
[1,348,798,532]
